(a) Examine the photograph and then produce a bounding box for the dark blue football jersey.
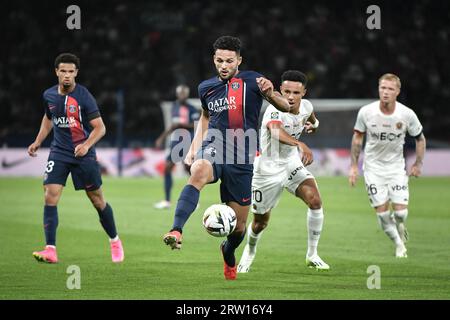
[198,70,264,164]
[43,84,100,163]
[171,101,200,138]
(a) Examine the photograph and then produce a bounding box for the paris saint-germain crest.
[231,82,240,90]
[69,105,77,113]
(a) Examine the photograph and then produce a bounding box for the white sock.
[307,208,324,258]
[110,235,119,242]
[247,225,263,254]
[394,209,408,224]
[377,211,402,246]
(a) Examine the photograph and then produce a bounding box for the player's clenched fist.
[28,141,41,157]
[256,77,274,98]
[184,149,195,166]
[74,143,89,157]
[409,163,422,177]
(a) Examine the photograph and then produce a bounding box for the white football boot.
[237,244,256,273]
[306,254,330,271]
[395,243,408,258]
[154,200,171,209]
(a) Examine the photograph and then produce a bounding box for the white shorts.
[251,157,314,215]
[363,170,409,208]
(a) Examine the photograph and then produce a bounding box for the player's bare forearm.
[308,113,317,124]
[256,77,290,112]
[266,91,291,112]
[268,123,299,147]
[268,123,313,165]
[350,132,364,167]
[189,111,209,154]
[35,115,53,144]
[28,115,53,156]
[414,133,426,167]
[408,133,426,177]
[349,132,364,186]
[83,117,106,149]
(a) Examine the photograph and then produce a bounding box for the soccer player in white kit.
[349,73,426,258]
[238,70,330,272]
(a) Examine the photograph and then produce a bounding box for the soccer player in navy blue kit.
[28,53,124,263]
[154,85,200,209]
[163,36,291,280]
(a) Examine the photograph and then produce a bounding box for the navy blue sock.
[172,184,200,232]
[164,172,173,202]
[97,203,118,239]
[43,205,58,246]
[222,228,246,267]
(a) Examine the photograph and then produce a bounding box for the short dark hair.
[213,36,241,55]
[281,70,307,87]
[54,53,80,69]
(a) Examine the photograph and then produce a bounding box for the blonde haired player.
[238,70,330,273]
[349,73,426,258]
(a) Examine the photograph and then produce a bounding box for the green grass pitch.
[0,176,449,300]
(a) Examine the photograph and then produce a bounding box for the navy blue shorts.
[43,157,102,191]
[212,163,253,206]
[197,143,253,206]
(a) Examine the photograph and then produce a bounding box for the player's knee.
[44,188,60,205]
[306,193,322,210]
[253,221,268,233]
[164,162,174,174]
[87,193,106,210]
[189,161,211,185]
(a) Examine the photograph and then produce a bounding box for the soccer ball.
[202,204,237,237]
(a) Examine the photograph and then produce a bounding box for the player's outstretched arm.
[256,77,290,112]
[184,110,209,166]
[267,122,313,165]
[28,115,53,157]
[349,131,364,186]
[74,116,106,158]
[409,133,426,177]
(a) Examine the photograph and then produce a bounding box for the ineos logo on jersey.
[53,116,77,128]
[370,132,402,141]
[207,96,237,112]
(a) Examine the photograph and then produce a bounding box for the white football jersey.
[257,99,313,170]
[354,100,423,174]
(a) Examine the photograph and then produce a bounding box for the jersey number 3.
[45,161,55,173]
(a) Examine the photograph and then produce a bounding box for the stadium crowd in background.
[1,1,449,146]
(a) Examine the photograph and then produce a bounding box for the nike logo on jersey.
[1,157,30,169]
